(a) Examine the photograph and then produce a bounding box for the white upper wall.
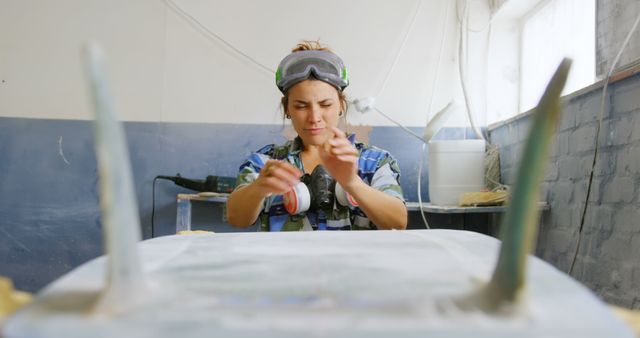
[0,0,497,128]
[0,0,167,122]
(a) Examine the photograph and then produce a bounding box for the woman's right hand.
[227,160,301,228]
[253,160,302,197]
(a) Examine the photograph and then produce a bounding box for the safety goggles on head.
[275,50,349,94]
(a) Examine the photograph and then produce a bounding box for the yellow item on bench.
[177,230,215,235]
[459,191,509,207]
[0,276,33,321]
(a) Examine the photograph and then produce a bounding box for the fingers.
[320,128,359,187]
[328,126,344,139]
[324,127,358,160]
[261,160,301,182]
[258,160,302,195]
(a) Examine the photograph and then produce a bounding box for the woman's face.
[286,80,342,148]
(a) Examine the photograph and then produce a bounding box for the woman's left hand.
[320,126,360,188]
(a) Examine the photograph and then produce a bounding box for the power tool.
[157,174,236,193]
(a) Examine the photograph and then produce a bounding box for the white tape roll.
[283,182,311,214]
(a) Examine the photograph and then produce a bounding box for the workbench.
[175,193,548,235]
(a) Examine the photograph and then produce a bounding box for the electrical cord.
[417,142,431,229]
[568,11,640,276]
[371,106,425,142]
[151,176,162,238]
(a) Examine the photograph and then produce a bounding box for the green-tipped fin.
[485,58,572,308]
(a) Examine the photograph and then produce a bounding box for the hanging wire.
[371,107,425,142]
[416,0,453,230]
[163,0,274,75]
[456,0,485,141]
[458,0,495,33]
[374,0,423,98]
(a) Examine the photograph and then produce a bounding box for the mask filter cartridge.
[283,165,357,215]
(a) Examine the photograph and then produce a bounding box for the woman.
[227,41,407,231]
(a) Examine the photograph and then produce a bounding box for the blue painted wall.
[2,117,483,292]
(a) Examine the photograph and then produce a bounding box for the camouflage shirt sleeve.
[357,145,405,202]
[235,144,275,189]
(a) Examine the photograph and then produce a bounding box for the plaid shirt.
[233,134,404,231]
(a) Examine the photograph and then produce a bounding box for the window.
[520,0,595,112]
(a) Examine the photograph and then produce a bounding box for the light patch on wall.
[520,0,595,112]
[57,136,70,165]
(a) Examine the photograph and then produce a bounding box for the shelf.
[405,202,549,213]
[174,193,548,233]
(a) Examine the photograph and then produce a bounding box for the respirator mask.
[283,165,358,215]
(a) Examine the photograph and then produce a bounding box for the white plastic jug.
[428,139,486,206]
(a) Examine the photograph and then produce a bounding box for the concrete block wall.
[488,71,640,309]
